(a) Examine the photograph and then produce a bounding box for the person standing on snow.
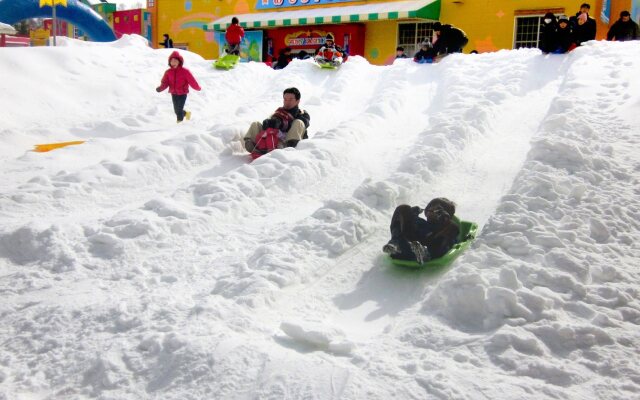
[225,17,245,55]
[156,51,201,123]
[607,10,640,41]
[383,198,460,264]
[539,12,560,54]
[160,33,173,49]
[432,22,469,55]
[315,33,348,66]
[570,3,596,46]
[556,16,576,53]
[243,87,310,151]
[395,46,408,59]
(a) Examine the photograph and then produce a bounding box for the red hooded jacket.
[157,51,201,95]
[225,23,244,45]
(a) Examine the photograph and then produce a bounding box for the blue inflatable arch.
[0,0,116,42]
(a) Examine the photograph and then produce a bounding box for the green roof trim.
[415,0,441,20]
[206,0,441,30]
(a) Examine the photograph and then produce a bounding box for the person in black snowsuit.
[413,40,437,63]
[160,33,173,49]
[274,47,292,70]
[556,16,575,53]
[432,22,469,55]
[607,10,640,41]
[570,3,596,46]
[395,46,408,59]
[539,12,559,53]
[383,198,460,264]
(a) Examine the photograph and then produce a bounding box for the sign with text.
[256,0,359,10]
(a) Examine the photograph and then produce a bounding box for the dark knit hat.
[433,22,442,30]
[325,33,334,41]
[620,10,630,17]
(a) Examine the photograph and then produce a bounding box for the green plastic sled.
[315,60,340,70]
[388,216,478,268]
[214,54,240,70]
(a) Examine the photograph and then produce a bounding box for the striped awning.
[205,0,440,31]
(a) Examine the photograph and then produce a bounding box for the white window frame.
[397,21,436,58]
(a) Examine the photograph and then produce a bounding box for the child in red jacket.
[224,17,244,55]
[156,51,201,123]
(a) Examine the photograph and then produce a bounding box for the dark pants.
[171,94,187,121]
[387,205,422,261]
[227,43,240,55]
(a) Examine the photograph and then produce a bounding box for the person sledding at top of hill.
[556,16,576,53]
[243,87,311,151]
[225,17,245,55]
[413,40,437,63]
[432,22,469,55]
[383,198,460,264]
[156,51,201,123]
[315,33,348,66]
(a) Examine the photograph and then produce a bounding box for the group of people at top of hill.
[410,22,469,63]
[540,4,639,54]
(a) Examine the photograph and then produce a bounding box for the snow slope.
[1,35,639,399]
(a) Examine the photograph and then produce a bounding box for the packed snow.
[1,34,639,399]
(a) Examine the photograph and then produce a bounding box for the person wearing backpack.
[243,87,311,154]
[383,198,460,264]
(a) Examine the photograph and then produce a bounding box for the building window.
[147,0,155,7]
[134,15,138,22]
[115,16,119,24]
[398,22,436,58]
[514,16,541,48]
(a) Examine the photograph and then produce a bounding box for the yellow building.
[148,0,636,65]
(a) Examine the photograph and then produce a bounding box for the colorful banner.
[256,0,359,11]
[215,30,263,62]
[600,0,610,24]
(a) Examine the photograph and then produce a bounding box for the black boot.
[286,139,299,148]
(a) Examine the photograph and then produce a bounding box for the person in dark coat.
[160,34,173,49]
[274,47,292,69]
[570,3,596,46]
[607,10,640,41]
[243,87,311,151]
[383,198,460,264]
[395,46,408,58]
[413,40,437,63]
[556,16,576,53]
[432,22,469,55]
[539,12,559,53]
